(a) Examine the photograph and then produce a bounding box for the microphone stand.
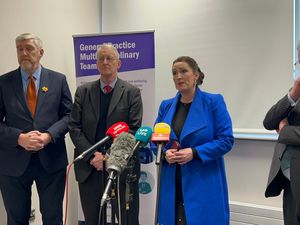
[154,143,164,225]
[98,145,111,225]
[125,183,130,225]
[111,189,116,225]
[124,155,137,225]
[99,172,119,225]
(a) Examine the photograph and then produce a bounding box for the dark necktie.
[104,85,112,94]
[26,75,37,117]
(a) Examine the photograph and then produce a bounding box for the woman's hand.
[165,149,178,164]
[165,148,194,165]
[173,148,193,165]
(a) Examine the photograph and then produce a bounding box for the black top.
[172,101,192,206]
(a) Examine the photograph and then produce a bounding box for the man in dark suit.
[263,44,300,225]
[0,33,72,225]
[68,44,143,225]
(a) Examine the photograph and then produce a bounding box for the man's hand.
[18,131,43,151]
[18,131,52,151]
[39,132,52,146]
[90,152,105,171]
[290,77,300,101]
[276,118,288,134]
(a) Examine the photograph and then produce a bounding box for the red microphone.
[74,122,129,162]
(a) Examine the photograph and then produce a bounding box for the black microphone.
[73,122,129,163]
[100,132,136,207]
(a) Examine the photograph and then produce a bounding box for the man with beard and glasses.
[0,33,72,225]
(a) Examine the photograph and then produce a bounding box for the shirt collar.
[20,65,42,81]
[100,77,117,90]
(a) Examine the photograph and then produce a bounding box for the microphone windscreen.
[151,122,171,142]
[154,122,171,134]
[135,126,152,145]
[108,132,136,173]
[106,122,129,138]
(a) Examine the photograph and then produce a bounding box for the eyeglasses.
[98,56,116,63]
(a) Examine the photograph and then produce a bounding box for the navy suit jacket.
[0,67,72,176]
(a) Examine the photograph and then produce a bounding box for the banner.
[73,31,156,225]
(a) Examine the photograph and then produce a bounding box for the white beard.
[20,60,34,73]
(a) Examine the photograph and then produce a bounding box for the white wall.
[102,0,293,131]
[0,0,100,224]
[0,0,290,224]
[226,139,281,208]
[101,0,286,217]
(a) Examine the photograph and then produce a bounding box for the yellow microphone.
[151,122,171,165]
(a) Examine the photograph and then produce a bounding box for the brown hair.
[173,56,205,85]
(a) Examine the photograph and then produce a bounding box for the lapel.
[89,80,101,122]
[107,79,125,118]
[180,88,207,142]
[34,68,49,117]
[163,88,207,142]
[11,69,32,117]
[163,93,181,141]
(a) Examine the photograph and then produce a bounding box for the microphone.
[151,122,171,165]
[73,122,129,163]
[131,126,153,153]
[100,132,136,207]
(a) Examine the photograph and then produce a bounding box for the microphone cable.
[63,160,74,225]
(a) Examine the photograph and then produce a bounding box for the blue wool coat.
[154,88,234,225]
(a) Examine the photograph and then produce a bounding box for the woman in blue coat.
[154,56,234,225]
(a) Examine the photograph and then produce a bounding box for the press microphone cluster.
[74,122,129,163]
[100,126,153,207]
[101,132,136,207]
[107,126,153,174]
[151,122,171,165]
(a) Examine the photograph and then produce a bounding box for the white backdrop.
[0,0,297,224]
[101,0,293,132]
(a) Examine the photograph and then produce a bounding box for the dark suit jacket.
[0,67,72,176]
[263,94,300,207]
[68,78,143,182]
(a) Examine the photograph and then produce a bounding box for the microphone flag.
[151,122,171,165]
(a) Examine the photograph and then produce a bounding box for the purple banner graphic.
[73,32,155,77]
